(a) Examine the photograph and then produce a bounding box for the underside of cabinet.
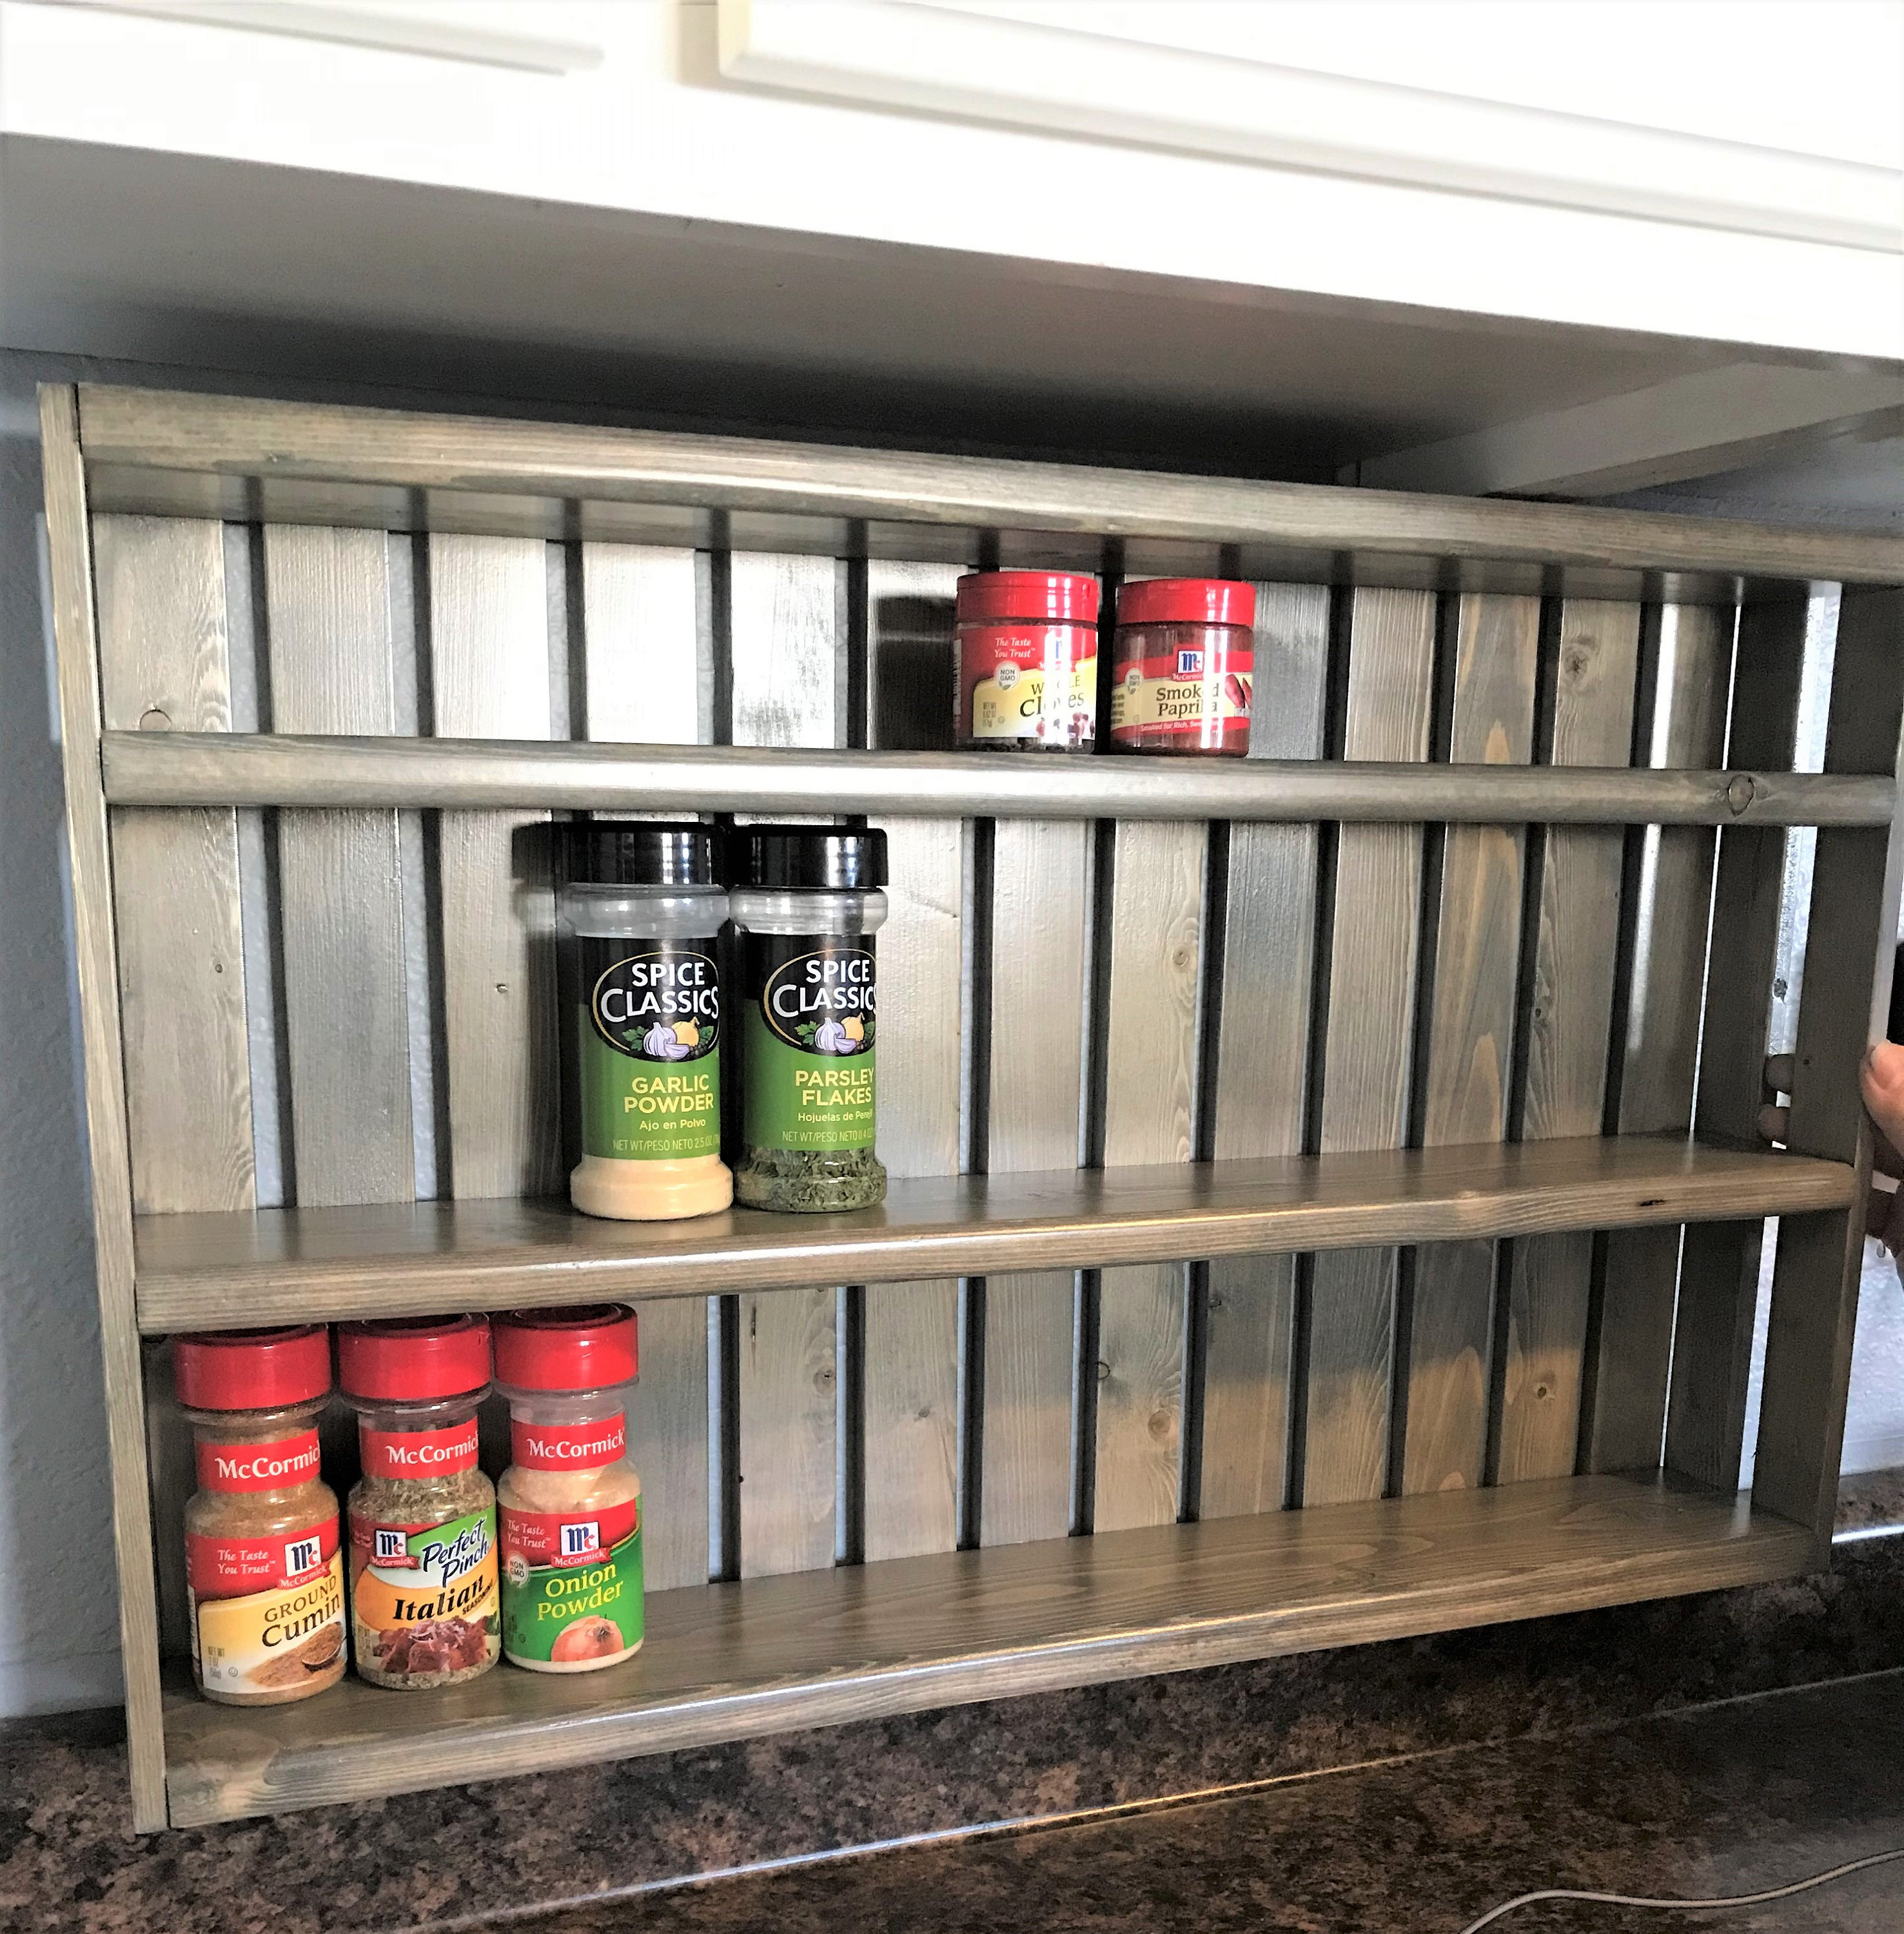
[39,384,1904,1830]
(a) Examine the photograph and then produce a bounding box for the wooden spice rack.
[41,383,1903,1830]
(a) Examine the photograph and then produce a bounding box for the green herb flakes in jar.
[729,826,888,1212]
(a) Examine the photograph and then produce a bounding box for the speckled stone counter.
[4,1530,1900,1934]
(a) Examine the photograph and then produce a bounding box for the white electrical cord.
[1454,1844,1904,1932]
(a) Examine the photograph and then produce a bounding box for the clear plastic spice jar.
[1110,578,1257,756]
[175,1325,346,1706]
[558,820,731,1221]
[955,569,1099,752]
[494,1305,643,1673]
[729,826,888,1212]
[338,1315,500,1690]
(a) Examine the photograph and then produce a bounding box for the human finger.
[1861,1043,1904,1169]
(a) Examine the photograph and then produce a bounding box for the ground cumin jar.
[339,1316,500,1690]
[494,1305,643,1673]
[954,570,1099,751]
[175,1326,346,1706]
[1109,578,1257,756]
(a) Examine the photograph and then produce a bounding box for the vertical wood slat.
[980,819,1091,1546]
[863,562,965,1563]
[264,527,413,1206]
[731,552,844,1578]
[1587,604,1732,1472]
[1498,600,1641,1483]
[1404,594,1541,1494]
[1755,585,1904,1559]
[580,542,710,1589]
[1302,588,1438,1507]
[42,392,169,1829]
[95,514,255,1215]
[1201,582,1330,1519]
[429,535,560,1200]
[1666,598,1808,1491]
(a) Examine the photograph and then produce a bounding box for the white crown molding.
[719,0,1903,253]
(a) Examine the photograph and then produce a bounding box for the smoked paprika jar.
[1110,578,1257,756]
[954,569,1099,752]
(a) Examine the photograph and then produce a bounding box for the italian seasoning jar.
[559,821,731,1221]
[495,1305,643,1674]
[730,826,888,1211]
[175,1326,346,1706]
[1110,578,1257,756]
[339,1316,500,1690]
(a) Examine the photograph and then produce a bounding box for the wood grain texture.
[1095,819,1206,1532]
[580,542,710,1591]
[1667,598,1807,1492]
[861,567,966,1561]
[1305,588,1437,1507]
[1202,582,1330,1519]
[81,386,1904,586]
[428,534,560,1199]
[981,817,1091,1547]
[1499,601,1640,1483]
[729,553,843,1576]
[1589,603,1732,1473]
[1405,594,1540,1496]
[1755,586,1904,1554]
[161,1470,1809,1826]
[264,525,413,1206]
[41,390,169,1829]
[94,514,254,1216]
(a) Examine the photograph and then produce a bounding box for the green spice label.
[500,1493,642,1665]
[742,933,877,1153]
[576,939,721,1161]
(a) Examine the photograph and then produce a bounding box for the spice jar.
[559,820,731,1222]
[339,1316,500,1689]
[730,826,887,1211]
[494,1305,643,1673]
[955,570,1099,752]
[1109,578,1257,756]
[175,1326,346,1706]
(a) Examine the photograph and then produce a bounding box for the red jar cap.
[337,1314,491,1402]
[493,1305,638,1392]
[173,1326,331,1411]
[956,571,1100,624]
[1117,578,1256,629]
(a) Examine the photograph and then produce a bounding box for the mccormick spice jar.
[494,1305,643,1674]
[339,1316,500,1690]
[729,826,888,1211]
[1110,578,1257,756]
[558,820,731,1222]
[955,570,1099,752]
[175,1326,346,1706]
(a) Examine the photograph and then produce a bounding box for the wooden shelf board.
[161,1471,1811,1826]
[133,1135,1852,1334]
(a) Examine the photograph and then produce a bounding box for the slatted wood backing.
[428,535,560,1199]
[580,540,710,1590]
[1404,594,1540,1494]
[730,552,845,1577]
[863,562,965,1562]
[264,526,413,1206]
[1587,604,1731,1472]
[1498,600,1640,1483]
[980,819,1091,1545]
[95,516,255,1215]
[1201,583,1330,1518]
[1303,589,1438,1506]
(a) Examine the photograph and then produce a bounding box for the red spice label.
[959,622,1097,746]
[501,1493,641,1569]
[187,1512,339,1599]
[194,1429,322,1494]
[359,1418,479,1480]
[510,1413,628,1472]
[1110,641,1253,743]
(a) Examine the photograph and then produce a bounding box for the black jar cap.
[565,819,716,887]
[729,826,887,890]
